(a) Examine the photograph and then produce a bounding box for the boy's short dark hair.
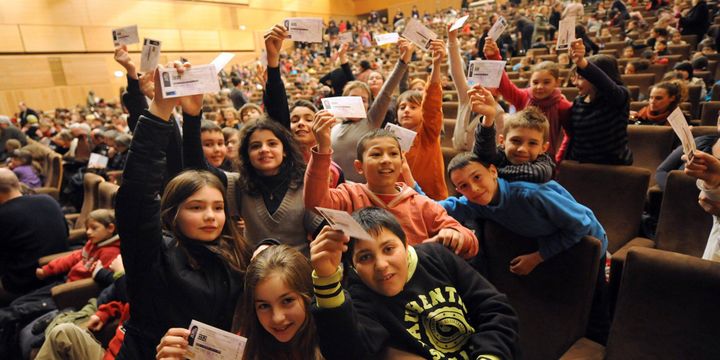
[343,207,407,266]
[502,106,550,142]
[356,128,402,161]
[447,152,492,179]
[231,77,241,87]
[200,119,222,133]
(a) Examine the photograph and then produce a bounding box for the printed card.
[316,207,373,241]
[140,38,161,73]
[449,15,470,32]
[402,19,438,50]
[159,64,220,99]
[375,32,400,46]
[384,123,417,152]
[321,96,367,119]
[666,107,696,159]
[211,52,235,74]
[556,17,576,50]
[487,16,508,41]
[112,25,139,46]
[339,31,354,44]
[186,320,247,360]
[284,18,324,43]
[88,153,109,169]
[467,60,507,88]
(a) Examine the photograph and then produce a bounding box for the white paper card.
[112,25,139,46]
[339,32,354,44]
[88,153,109,169]
[666,107,696,158]
[211,52,235,74]
[450,15,470,32]
[384,123,417,152]
[556,17,576,50]
[284,18,324,43]
[259,49,268,67]
[467,60,507,88]
[186,320,246,360]
[374,32,400,46]
[140,38,161,73]
[315,207,373,241]
[402,19,438,50]
[321,96,367,119]
[159,64,220,99]
[487,16,508,41]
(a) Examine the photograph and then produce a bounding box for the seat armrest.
[51,278,101,310]
[38,250,77,266]
[612,237,656,264]
[35,187,59,200]
[559,337,605,360]
[68,229,87,245]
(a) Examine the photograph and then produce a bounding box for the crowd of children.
[1,0,719,358]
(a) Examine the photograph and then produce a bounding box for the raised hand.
[312,110,337,153]
[264,24,288,68]
[447,22,459,42]
[569,39,587,69]
[424,228,465,256]
[114,45,137,79]
[685,150,720,188]
[398,38,415,64]
[310,226,349,277]
[338,42,350,64]
[429,39,446,65]
[467,85,498,125]
[139,71,155,100]
[483,37,500,59]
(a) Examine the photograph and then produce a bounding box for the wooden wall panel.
[0,57,54,90]
[140,29,183,51]
[20,25,85,52]
[61,56,110,85]
[84,1,178,29]
[180,30,222,51]
[0,0,90,26]
[0,25,24,53]
[83,27,120,52]
[174,2,235,30]
[219,30,255,51]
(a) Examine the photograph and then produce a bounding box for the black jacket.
[116,112,244,359]
[680,0,710,40]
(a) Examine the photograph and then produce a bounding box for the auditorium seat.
[442,102,458,118]
[65,173,104,245]
[626,125,676,187]
[98,181,119,210]
[442,147,460,196]
[561,247,720,360]
[700,101,720,126]
[482,221,602,360]
[621,74,655,100]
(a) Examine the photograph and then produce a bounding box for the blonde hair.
[502,106,550,141]
[397,90,423,107]
[342,81,372,100]
[87,209,117,234]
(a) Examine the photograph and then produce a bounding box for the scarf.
[636,106,671,125]
[528,88,565,155]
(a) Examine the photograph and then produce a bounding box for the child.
[8,149,42,189]
[185,116,323,256]
[469,85,555,182]
[221,127,240,172]
[305,119,478,259]
[484,37,572,162]
[200,120,227,169]
[397,39,449,200]
[115,62,251,358]
[239,103,263,125]
[36,209,121,282]
[448,24,505,152]
[439,152,609,343]
[309,207,519,359]
[566,40,633,165]
[155,245,322,360]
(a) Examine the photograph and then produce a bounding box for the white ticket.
[211,52,235,74]
[487,16,508,41]
[402,19,438,50]
[88,153,108,169]
[259,49,268,67]
[375,32,400,46]
[284,18,324,43]
[385,123,417,152]
[556,17,576,50]
[140,38,161,73]
[450,15,470,32]
[666,107,696,159]
[339,31,354,44]
[159,64,220,99]
[112,25,139,46]
[186,320,247,360]
[321,96,367,119]
[467,60,507,88]
[316,207,373,241]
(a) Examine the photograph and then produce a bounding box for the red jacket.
[42,235,121,282]
[96,301,130,360]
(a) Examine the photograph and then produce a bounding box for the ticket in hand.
[467,60,507,88]
[186,320,247,360]
[140,38,161,73]
[284,18,324,43]
[159,64,220,99]
[402,19,438,50]
[556,17,576,50]
[321,96,367,119]
[487,16,508,41]
[449,15,470,32]
[259,49,268,67]
[88,153,109,169]
[385,123,417,152]
[666,107,696,159]
[375,32,400,46]
[339,31,354,44]
[112,25,139,46]
[211,52,235,74]
[316,207,373,241]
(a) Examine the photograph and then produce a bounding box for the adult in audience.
[679,0,710,43]
[685,150,720,261]
[0,117,28,162]
[17,102,39,128]
[229,77,248,111]
[0,169,68,306]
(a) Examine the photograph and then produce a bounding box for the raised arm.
[181,111,227,185]
[114,45,147,132]
[570,39,628,106]
[469,86,502,163]
[448,25,470,102]
[263,24,291,129]
[366,39,413,128]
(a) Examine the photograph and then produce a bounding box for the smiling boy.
[310,207,519,360]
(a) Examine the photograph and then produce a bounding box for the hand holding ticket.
[316,207,373,241]
[186,320,247,360]
[467,60,507,88]
[487,16,508,41]
[375,32,400,46]
[449,15,469,32]
[112,25,139,46]
[159,64,220,99]
[284,18,324,43]
[385,123,417,151]
[556,17,576,50]
[666,107,696,159]
[402,19,438,50]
